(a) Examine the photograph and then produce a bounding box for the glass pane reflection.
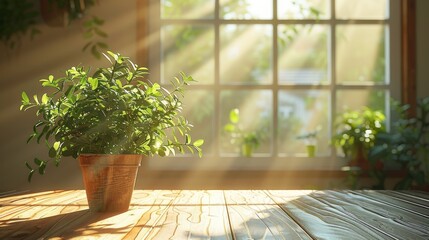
[278,90,330,156]
[161,25,215,84]
[220,90,273,156]
[220,25,273,85]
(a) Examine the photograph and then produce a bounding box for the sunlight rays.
[162,0,215,19]
[220,0,273,19]
[278,24,328,84]
[220,24,272,85]
[161,25,215,84]
[336,0,387,19]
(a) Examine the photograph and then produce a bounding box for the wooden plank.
[268,190,392,240]
[0,190,89,239]
[380,191,429,208]
[402,190,429,199]
[319,191,429,240]
[0,190,87,220]
[143,190,232,239]
[356,190,429,217]
[0,190,180,240]
[1,190,428,239]
[225,190,312,240]
[0,190,28,198]
[122,190,181,239]
[55,190,179,240]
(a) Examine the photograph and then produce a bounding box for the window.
[145,0,400,170]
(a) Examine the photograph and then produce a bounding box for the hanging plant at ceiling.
[0,0,40,49]
[0,0,108,59]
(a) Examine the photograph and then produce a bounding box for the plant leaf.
[230,108,239,123]
[41,94,48,104]
[193,139,204,147]
[22,91,29,103]
[88,78,99,90]
[185,134,191,144]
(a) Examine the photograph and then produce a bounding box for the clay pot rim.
[78,154,142,167]
[79,153,144,156]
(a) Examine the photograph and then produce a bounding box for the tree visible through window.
[147,0,400,169]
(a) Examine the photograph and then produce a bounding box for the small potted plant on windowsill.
[20,51,203,212]
[224,108,262,157]
[297,130,318,157]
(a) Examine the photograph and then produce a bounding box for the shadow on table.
[0,209,134,239]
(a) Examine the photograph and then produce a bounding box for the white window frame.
[146,0,401,171]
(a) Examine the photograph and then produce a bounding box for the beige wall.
[0,0,137,191]
[1,1,429,192]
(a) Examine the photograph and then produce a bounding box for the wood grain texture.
[379,190,429,210]
[268,190,391,240]
[323,190,429,239]
[401,0,417,115]
[0,190,179,240]
[356,190,429,217]
[0,190,88,239]
[143,190,232,239]
[1,190,429,239]
[56,190,179,240]
[225,190,312,240]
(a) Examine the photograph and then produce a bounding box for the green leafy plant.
[224,108,263,157]
[369,97,429,190]
[1,0,108,59]
[333,107,386,189]
[20,51,203,181]
[50,0,96,21]
[333,107,386,164]
[42,0,108,58]
[0,0,40,49]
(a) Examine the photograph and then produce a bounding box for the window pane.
[220,90,273,156]
[161,25,214,84]
[278,0,330,19]
[336,25,387,84]
[278,25,329,84]
[278,90,330,156]
[220,25,273,85]
[181,90,215,155]
[336,90,387,114]
[336,0,388,20]
[161,0,215,19]
[220,0,272,19]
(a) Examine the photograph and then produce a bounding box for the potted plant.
[332,107,386,189]
[332,107,386,170]
[0,0,40,49]
[1,0,107,58]
[20,51,203,212]
[297,130,318,157]
[369,97,429,190]
[39,0,108,58]
[224,108,263,157]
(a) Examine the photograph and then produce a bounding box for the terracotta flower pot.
[78,154,142,212]
[40,0,70,27]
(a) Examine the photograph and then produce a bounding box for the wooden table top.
[1,190,428,239]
